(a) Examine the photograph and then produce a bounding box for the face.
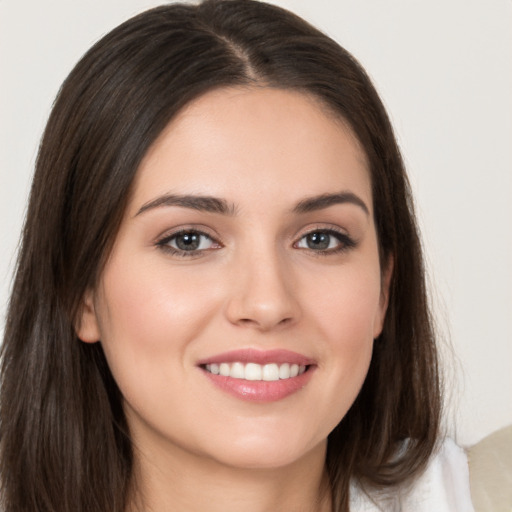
[78,87,391,471]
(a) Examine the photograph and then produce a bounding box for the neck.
[127,437,331,512]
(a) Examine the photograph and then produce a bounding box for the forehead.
[129,87,372,214]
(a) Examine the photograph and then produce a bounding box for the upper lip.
[196,348,315,366]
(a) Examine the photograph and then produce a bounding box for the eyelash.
[294,228,357,256]
[156,228,220,257]
[155,227,356,258]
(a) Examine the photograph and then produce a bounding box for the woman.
[0,1,474,511]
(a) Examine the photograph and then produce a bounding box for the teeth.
[219,363,230,377]
[231,362,245,379]
[204,362,308,381]
[278,363,290,379]
[245,363,262,381]
[262,363,279,381]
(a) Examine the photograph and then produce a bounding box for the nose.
[224,248,301,332]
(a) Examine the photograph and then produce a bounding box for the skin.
[78,87,392,512]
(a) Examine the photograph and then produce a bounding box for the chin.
[202,432,327,471]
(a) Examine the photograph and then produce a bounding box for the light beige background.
[1,0,511,446]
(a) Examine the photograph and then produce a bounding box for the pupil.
[176,233,200,251]
[307,232,329,250]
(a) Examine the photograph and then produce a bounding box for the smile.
[198,349,315,402]
[204,362,307,381]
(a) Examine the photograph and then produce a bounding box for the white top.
[349,439,475,512]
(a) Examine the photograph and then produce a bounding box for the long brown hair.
[0,1,441,510]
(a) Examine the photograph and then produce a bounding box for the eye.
[157,229,220,255]
[295,229,355,253]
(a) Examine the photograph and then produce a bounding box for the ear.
[75,289,101,343]
[373,255,394,339]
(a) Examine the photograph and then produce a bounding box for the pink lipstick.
[198,349,316,402]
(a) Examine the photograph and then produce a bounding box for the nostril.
[224,279,301,330]
[236,316,293,329]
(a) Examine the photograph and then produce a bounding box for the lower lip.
[201,367,315,402]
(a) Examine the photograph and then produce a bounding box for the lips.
[198,349,315,402]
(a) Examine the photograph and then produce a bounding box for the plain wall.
[1,0,511,446]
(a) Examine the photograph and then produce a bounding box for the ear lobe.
[75,290,101,343]
[373,255,394,339]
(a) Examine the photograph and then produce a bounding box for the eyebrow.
[135,194,237,217]
[292,192,370,216]
[135,191,369,217]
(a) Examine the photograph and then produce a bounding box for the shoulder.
[467,425,512,512]
[350,438,475,512]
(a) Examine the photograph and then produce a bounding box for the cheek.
[93,257,224,398]
[97,257,219,346]
[301,264,381,417]
[306,262,383,347]
[93,258,225,434]
[317,282,376,381]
